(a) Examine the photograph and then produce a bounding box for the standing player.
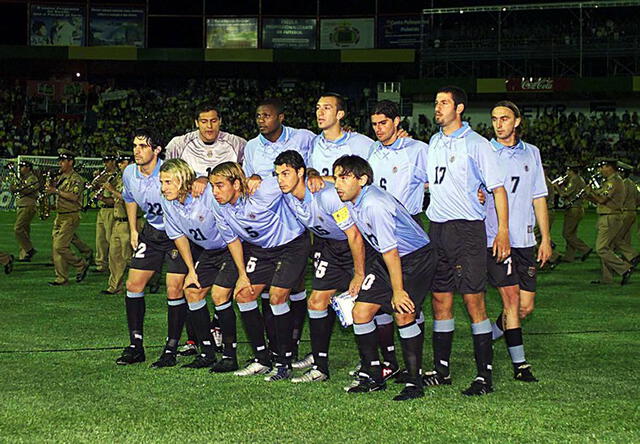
[424,86,510,396]
[307,93,373,177]
[367,100,429,224]
[46,149,90,286]
[614,162,640,265]
[243,97,314,358]
[209,162,310,381]
[165,102,246,196]
[115,129,190,368]
[333,155,436,401]
[10,160,39,262]
[159,159,250,370]
[274,150,365,382]
[484,101,552,382]
[165,103,246,356]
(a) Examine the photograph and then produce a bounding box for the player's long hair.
[210,162,248,197]
[159,158,195,197]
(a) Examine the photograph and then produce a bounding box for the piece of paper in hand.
[330,291,357,328]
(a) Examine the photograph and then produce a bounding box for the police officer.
[46,149,90,286]
[94,152,119,273]
[10,160,39,262]
[101,151,133,295]
[0,251,14,274]
[555,162,592,262]
[614,161,640,266]
[585,158,633,285]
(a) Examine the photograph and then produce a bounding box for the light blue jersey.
[243,126,315,178]
[215,177,305,248]
[484,139,548,248]
[368,137,429,215]
[284,183,354,241]
[122,159,165,230]
[162,183,237,250]
[426,122,505,223]
[308,131,374,177]
[351,185,429,256]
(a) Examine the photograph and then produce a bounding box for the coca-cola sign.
[507,77,570,92]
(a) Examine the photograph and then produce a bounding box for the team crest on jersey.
[524,165,529,172]
[450,156,455,163]
[392,166,398,173]
[318,216,324,222]
[249,213,256,219]
[527,266,536,277]
[199,215,205,222]
[527,225,533,233]
[170,249,179,260]
[207,150,214,158]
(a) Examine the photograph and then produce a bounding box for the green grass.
[1,210,639,443]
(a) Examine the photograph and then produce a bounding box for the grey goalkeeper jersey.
[165,130,246,177]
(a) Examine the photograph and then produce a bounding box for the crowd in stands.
[2,78,640,175]
[427,9,639,48]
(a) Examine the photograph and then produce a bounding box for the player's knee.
[235,288,255,303]
[394,312,415,327]
[308,292,328,311]
[126,279,144,293]
[166,284,183,300]
[184,288,205,303]
[211,288,232,306]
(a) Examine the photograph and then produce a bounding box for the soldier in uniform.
[10,160,40,262]
[555,162,592,262]
[585,159,633,285]
[100,152,133,295]
[46,149,90,286]
[0,252,14,274]
[613,161,640,266]
[93,152,119,273]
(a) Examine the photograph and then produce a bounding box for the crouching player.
[159,159,251,371]
[274,150,366,382]
[334,155,436,401]
[209,162,311,381]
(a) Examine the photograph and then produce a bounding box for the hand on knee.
[519,304,534,319]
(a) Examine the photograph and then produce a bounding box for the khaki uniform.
[0,251,12,266]
[51,170,87,284]
[106,174,132,293]
[95,173,118,271]
[559,174,591,261]
[594,173,630,283]
[613,178,640,262]
[10,172,39,259]
[535,175,560,263]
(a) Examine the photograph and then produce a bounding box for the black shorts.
[311,236,353,291]
[193,247,238,289]
[238,232,311,288]
[357,244,436,315]
[487,247,537,292]
[130,222,193,274]
[429,220,487,294]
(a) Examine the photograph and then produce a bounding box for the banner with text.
[378,16,422,49]
[30,5,85,46]
[320,18,374,49]
[206,18,258,49]
[506,77,572,93]
[262,18,316,49]
[89,8,144,47]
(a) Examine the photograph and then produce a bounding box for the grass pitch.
[0,210,639,443]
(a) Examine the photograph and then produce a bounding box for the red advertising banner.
[506,77,572,92]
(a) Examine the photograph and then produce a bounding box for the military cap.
[117,151,133,162]
[57,149,76,160]
[566,161,581,168]
[102,151,118,162]
[18,160,33,168]
[617,161,633,171]
[595,157,617,167]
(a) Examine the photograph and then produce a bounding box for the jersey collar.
[259,126,290,146]
[321,131,349,146]
[135,158,162,179]
[440,121,472,139]
[354,185,370,207]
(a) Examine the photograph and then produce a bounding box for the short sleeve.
[531,147,548,199]
[365,204,398,253]
[472,140,504,191]
[323,189,355,231]
[211,203,239,244]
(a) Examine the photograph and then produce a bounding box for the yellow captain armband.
[332,206,350,224]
